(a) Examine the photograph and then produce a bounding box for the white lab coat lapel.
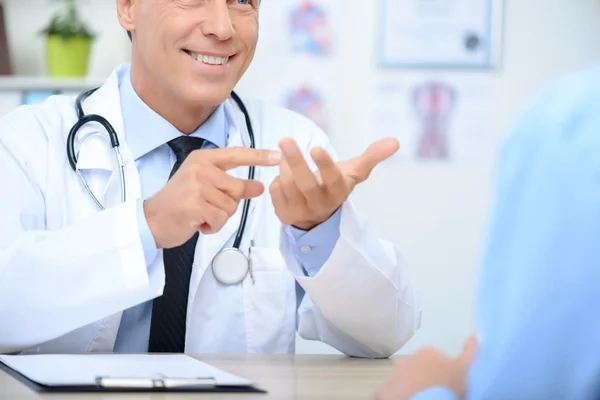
[71,77,260,347]
[74,71,141,209]
[70,68,142,352]
[187,97,260,308]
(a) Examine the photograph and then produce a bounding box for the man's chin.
[181,84,233,107]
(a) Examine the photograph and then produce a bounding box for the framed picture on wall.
[375,0,504,69]
[0,2,11,75]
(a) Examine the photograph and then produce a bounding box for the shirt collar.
[118,66,227,160]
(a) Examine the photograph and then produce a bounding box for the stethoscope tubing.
[67,88,254,250]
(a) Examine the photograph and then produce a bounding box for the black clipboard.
[0,358,267,394]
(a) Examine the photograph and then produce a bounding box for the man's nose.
[201,1,235,41]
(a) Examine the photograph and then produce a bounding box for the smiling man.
[0,0,421,357]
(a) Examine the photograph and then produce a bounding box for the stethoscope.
[67,88,255,286]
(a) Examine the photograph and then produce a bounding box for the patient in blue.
[375,63,600,400]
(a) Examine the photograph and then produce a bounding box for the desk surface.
[0,354,397,399]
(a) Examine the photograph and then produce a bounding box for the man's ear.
[116,0,136,33]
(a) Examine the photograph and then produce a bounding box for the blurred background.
[1,0,600,356]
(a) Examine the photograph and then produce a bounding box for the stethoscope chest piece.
[69,87,256,286]
[211,248,251,285]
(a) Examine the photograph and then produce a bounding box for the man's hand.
[374,336,478,400]
[270,137,400,231]
[144,147,281,249]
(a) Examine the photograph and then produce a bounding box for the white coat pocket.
[244,247,297,353]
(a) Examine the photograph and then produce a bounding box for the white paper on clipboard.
[0,354,254,388]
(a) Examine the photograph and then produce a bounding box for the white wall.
[277,0,600,356]
[315,0,600,356]
[2,0,600,356]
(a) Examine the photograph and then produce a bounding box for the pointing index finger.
[206,147,282,171]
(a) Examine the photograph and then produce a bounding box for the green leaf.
[40,0,95,39]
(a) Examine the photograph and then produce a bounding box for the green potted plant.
[40,0,95,77]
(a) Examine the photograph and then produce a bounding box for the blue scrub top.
[413,64,600,399]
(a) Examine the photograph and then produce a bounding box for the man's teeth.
[191,52,229,65]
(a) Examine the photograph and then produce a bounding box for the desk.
[0,354,398,399]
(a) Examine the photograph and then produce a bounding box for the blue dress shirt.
[412,64,600,399]
[113,66,341,352]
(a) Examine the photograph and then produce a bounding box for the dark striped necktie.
[148,135,205,353]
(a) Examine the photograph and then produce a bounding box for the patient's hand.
[374,336,478,400]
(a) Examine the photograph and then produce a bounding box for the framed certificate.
[0,3,11,75]
[376,0,503,69]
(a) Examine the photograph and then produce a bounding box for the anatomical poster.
[248,0,343,136]
[367,75,495,164]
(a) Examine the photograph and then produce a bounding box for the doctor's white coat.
[0,65,421,357]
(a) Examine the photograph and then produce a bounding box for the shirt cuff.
[136,199,159,267]
[409,387,459,400]
[285,207,342,277]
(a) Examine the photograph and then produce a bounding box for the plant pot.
[45,34,93,77]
